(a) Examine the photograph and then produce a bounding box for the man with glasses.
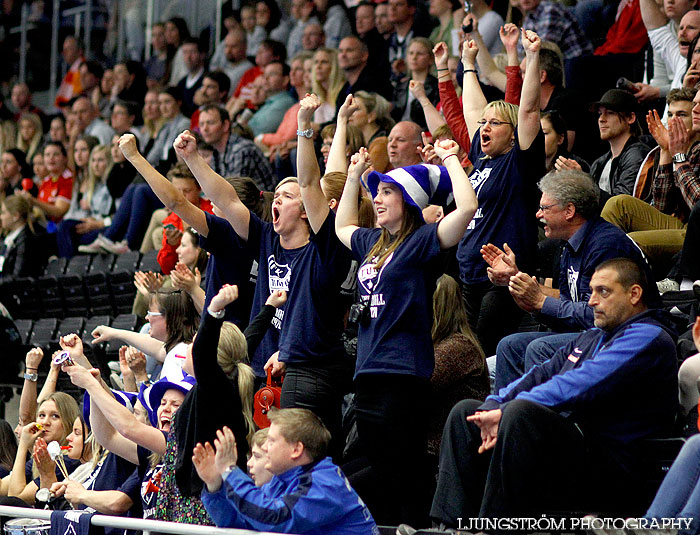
[482,169,659,391]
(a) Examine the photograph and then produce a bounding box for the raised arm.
[517,29,542,150]
[327,94,357,174]
[18,348,43,428]
[91,325,167,363]
[639,0,667,31]
[434,140,478,248]
[173,130,251,241]
[63,364,167,456]
[335,148,370,248]
[410,81,447,135]
[296,94,330,233]
[88,398,139,465]
[461,39,487,139]
[465,15,506,92]
[119,134,209,236]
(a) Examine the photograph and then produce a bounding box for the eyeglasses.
[477,119,512,128]
[538,203,560,212]
[146,311,163,318]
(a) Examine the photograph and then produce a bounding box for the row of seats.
[8,313,142,396]
[0,251,159,320]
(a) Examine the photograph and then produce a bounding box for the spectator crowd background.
[0,0,696,533]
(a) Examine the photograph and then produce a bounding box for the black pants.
[351,374,432,527]
[673,199,700,281]
[461,280,524,357]
[431,399,643,527]
[280,359,351,461]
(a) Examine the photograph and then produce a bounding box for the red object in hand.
[21,179,34,191]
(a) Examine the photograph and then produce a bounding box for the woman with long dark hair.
[92,289,199,381]
[335,136,478,525]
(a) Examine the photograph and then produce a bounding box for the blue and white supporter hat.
[145,374,196,427]
[82,389,138,426]
[367,163,454,213]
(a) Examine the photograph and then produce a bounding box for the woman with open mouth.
[63,283,255,525]
[453,28,546,357]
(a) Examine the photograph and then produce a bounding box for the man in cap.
[559,89,649,197]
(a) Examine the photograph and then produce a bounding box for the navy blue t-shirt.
[28,456,81,486]
[199,212,256,328]
[457,127,545,284]
[246,210,351,374]
[351,224,443,379]
[79,451,137,496]
[133,443,165,520]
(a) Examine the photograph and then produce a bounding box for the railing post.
[17,3,30,83]
[49,0,61,109]
[145,0,154,59]
[115,0,125,61]
[85,0,93,60]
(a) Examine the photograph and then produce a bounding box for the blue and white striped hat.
[367,164,454,212]
[82,389,138,427]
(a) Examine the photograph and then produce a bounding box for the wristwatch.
[23,372,38,382]
[222,464,238,480]
[296,128,313,139]
[673,152,687,164]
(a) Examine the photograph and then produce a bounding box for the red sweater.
[438,80,472,168]
[157,197,213,274]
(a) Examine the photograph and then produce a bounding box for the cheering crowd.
[0,0,699,532]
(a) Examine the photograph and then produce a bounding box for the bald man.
[387,121,423,169]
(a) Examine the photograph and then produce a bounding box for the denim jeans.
[494,331,579,392]
[646,434,700,535]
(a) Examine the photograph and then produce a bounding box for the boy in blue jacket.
[192,408,379,535]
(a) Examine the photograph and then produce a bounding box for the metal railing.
[0,505,290,535]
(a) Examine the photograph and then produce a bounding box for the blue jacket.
[202,457,379,535]
[482,309,678,471]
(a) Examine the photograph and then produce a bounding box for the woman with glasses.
[92,289,199,381]
[456,29,546,357]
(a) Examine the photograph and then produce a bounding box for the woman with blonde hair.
[392,37,439,129]
[0,194,45,278]
[458,30,545,357]
[311,48,345,124]
[137,88,165,155]
[16,113,43,163]
[350,91,394,173]
[64,284,255,524]
[2,391,81,504]
[57,144,116,257]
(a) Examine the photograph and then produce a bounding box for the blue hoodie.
[481,309,679,471]
[202,457,379,535]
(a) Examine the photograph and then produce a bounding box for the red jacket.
[595,0,648,56]
[438,80,472,167]
[157,197,213,274]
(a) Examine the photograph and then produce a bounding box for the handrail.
[0,505,290,535]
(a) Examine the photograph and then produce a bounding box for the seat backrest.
[44,258,67,277]
[57,317,86,340]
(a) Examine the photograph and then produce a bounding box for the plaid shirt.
[213,132,276,192]
[522,1,593,60]
[654,142,700,222]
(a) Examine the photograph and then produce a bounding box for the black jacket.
[590,135,649,197]
[1,225,46,279]
[391,74,439,130]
